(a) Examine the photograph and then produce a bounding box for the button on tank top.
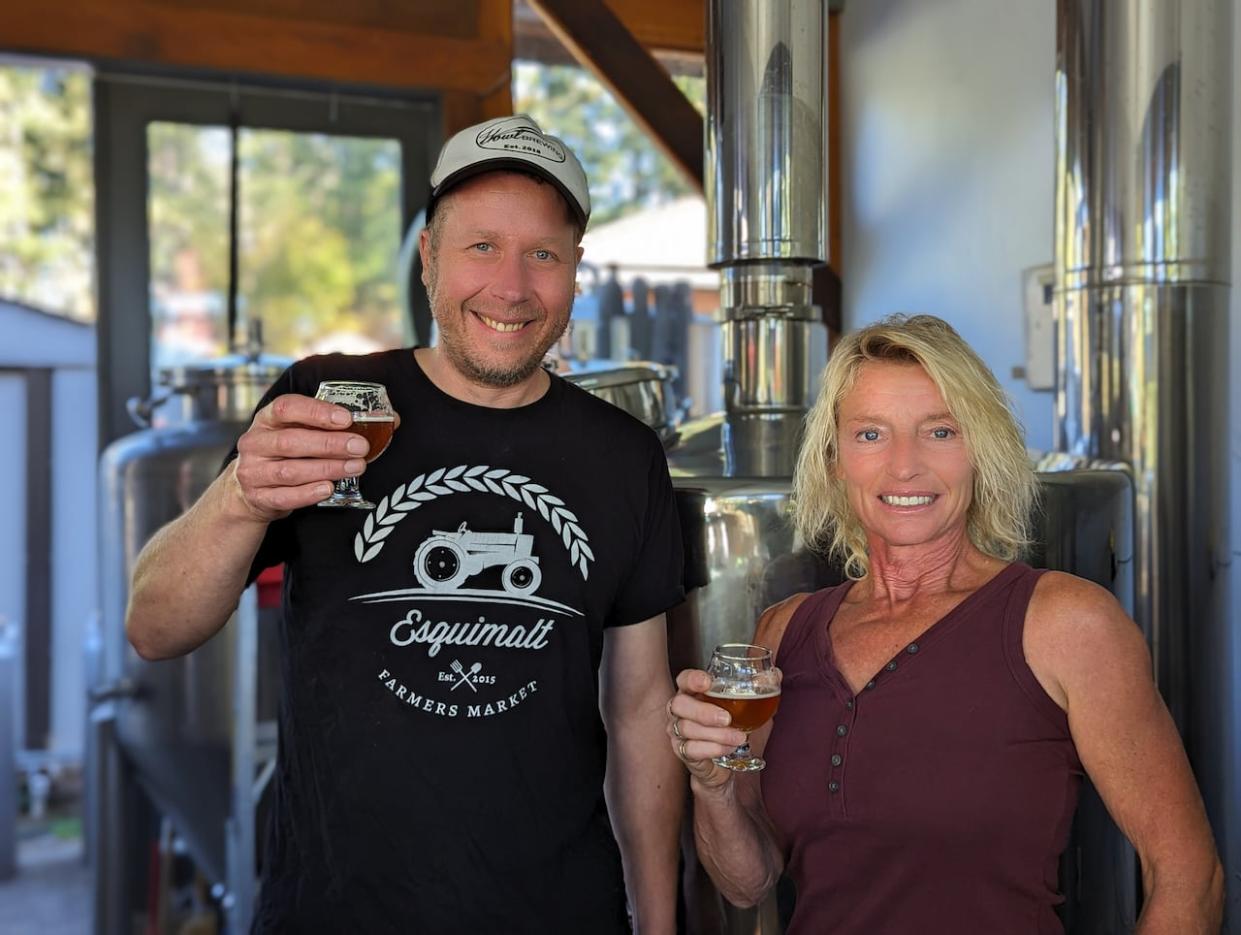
[761,563,1082,934]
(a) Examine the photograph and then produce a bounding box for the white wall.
[0,376,27,751]
[50,368,96,758]
[0,302,93,369]
[1,301,96,760]
[839,0,1056,448]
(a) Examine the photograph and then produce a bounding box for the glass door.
[94,73,438,445]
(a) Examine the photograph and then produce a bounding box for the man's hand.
[229,394,386,522]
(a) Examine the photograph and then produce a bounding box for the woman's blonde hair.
[792,314,1036,579]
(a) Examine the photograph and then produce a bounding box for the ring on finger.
[671,718,684,740]
[678,738,691,761]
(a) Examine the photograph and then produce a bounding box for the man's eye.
[533,249,553,261]
[931,426,956,439]
[473,243,493,253]
[858,429,880,442]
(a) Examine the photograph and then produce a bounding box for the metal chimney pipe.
[1053,0,1237,920]
[707,0,828,476]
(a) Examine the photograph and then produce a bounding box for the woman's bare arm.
[669,594,807,907]
[1025,572,1224,934]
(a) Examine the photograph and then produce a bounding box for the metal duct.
[1053,0,1237,921]
[706,0,828,476]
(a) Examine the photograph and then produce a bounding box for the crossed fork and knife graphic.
[449,659,482,692]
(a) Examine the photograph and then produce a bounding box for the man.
[126,114,685,934]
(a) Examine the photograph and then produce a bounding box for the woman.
[667,315,1223,933]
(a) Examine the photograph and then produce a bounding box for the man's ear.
[418,228,432,287]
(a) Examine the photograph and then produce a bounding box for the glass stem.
[338,475,361,497]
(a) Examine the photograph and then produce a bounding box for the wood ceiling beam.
[526,0,704,190]
[0,0,510,94]
[476,0,515,117]
[515,0,704,56]
[604,0,704,53]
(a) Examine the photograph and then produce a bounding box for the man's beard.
[426,262,570,388]
[438,326,560,388]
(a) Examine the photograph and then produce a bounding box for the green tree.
[514,62,704,226]
[239,129,401,355]
[0,64,94,320]
[147,123,403,361]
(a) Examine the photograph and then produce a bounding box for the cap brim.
[429,157,588,228]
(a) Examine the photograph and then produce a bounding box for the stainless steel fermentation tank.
[1055,0,1237,925]
[93,354,287,934]
[665,1,1147,932]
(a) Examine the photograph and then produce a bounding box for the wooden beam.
[442,92,485,139]
[0,0,509,93]
[155,0,478,38]
[605,0,704,53]
[441,89,515,141]
[515,0,704,56]
[526,0,704,190]
[477,0,515,117]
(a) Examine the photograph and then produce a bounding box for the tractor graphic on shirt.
[412,513,542,596]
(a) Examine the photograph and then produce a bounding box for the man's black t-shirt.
[238,349,684,934]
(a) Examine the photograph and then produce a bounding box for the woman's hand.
[666,669,750,788]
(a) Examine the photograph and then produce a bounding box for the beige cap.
[427,114,591,227]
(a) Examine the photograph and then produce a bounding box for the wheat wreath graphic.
[353,465,595,579]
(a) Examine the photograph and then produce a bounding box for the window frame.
[94,69,439,448]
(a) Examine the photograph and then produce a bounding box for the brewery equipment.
[563,362,681,445]
[1055,0,1236,924]
[93,347,288,933]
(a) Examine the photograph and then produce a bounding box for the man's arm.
[126,394,371,660]
[126,465,270,659]
[601,614,683,935]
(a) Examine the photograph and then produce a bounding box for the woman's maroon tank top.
[761,562,1082,934]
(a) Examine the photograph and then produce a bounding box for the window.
[148,123,404,367]
[94,75,436,444]
[0,58,94,320]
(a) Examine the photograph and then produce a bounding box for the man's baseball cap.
[427,114,591,228]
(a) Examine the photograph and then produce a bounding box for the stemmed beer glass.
[314,381,395,510]
[701,643,781,771]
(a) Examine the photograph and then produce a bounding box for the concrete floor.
[0,832,90,935]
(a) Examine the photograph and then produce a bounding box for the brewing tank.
[1054,2,1237,920]
[669,0,829,652]
[97,353,287,885]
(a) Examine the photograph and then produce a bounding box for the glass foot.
[713,752,766,772]
[316,493,375,509]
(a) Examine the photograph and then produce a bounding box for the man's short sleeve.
[607,442,685,627]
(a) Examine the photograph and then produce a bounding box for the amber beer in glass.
[702,688,781,733]
[314,381,395,509]
[349,415,396,462]
[702,643,781,771]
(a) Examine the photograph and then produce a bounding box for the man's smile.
[475,311,531,334]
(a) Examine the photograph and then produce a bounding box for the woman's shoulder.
[754,593,811,660]
[1028,569,1128,625]
[755,582,848,658]
[1024,569,1149,707]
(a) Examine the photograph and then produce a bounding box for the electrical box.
[1021,264,1056,391]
